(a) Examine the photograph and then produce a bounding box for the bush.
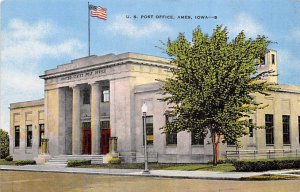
[0,129,9,159]
[67,160,91,167]
[108,157,121,164]
[15,160,36,166]
[233,158,300,172]
[5,155,13,161]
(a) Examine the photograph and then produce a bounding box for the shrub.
[0,129,9,159]
[15,160,36,166]
[5,155,13,161]
[67,160,91,167]
[233,158,300,172]
[108,157,121,164]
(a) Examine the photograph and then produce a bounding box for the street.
[1,171,300,192]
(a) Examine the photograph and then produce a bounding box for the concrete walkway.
[2,164,298,180]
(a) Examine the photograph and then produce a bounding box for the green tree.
[0,129,10,159]
[161,26,276,165]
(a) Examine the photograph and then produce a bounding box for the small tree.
[161,26,276,165]
[0,129,10,159]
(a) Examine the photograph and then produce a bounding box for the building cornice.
[10,99,44,109]
[40,53,172,80]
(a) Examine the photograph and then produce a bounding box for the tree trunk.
[212,131,219,165]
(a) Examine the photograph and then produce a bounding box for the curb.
[0,167,243,180]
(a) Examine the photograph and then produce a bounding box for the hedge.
[5,155,13,161]
[67,160,91,167]
[15,160,36,166]
[108,157,121,164]
[233,158,300,172]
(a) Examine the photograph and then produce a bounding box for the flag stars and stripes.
[90,5,107,20]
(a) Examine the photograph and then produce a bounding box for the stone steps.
[46,155,104,165]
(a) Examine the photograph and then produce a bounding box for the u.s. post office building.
[9,51,300,164]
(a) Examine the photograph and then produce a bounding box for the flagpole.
[88,1,91,56]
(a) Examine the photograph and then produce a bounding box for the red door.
[101,129,110,154]
[82,129,91,154]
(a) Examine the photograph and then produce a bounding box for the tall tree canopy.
[161,26,276,164]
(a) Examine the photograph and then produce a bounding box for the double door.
[81,127,110,155]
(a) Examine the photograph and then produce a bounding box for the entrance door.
[101,129,110,154]
[82,129,91,154]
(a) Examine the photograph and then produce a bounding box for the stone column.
[90,82,100,154]
[72,85,81,155]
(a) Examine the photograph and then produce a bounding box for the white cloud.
[108,15,173,38]
[227,13,268,38]
[2,19,83,71]
[0,19,84,132]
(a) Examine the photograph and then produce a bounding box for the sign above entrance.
[60,68,106,82]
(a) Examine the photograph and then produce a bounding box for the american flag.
[89,5,107,20]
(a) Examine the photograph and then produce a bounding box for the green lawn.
[79,163,235,172]
[0,159,16,165]
[241,174,299,181]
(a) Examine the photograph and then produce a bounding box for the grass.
[79,163,236,172]
[164,163,235,172]
[241,174,299,181]
[0,159,16,165]
[237,157,300,162]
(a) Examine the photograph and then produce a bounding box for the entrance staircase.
[45,155,104,165]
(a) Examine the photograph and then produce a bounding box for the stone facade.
[9,51,300,162]
[10,99,44,160]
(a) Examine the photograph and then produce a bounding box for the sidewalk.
[2,164,297,180]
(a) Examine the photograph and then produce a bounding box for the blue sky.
[1,0,300,131]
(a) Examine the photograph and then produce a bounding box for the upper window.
[83,89,90,104]
[282,115,290,145]
[82,122,91,130]
[260,55,265,65]
[39,124,45,147]
[27,125,33,147]
[100,121,110,129]
[298,116,300,144]
[249,119,253,137]
[271,54,275,64]
[265,114,274,145]
[165,115,177,145]
[191,131,204,145]
[101,86,110,102]
[15,126,20,147]
[227,140,235,146]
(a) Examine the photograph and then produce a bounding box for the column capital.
[69,84,80,89]
[88,81,100,86]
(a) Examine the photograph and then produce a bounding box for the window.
[83,89,90,104]
[101,86,110,102]
[227,140,235,146]
[100,121,110,129]
[82,122,91,130]
[265,114,274,145]
[143,116,153,145]
[283,115,290,145]
[298,116,300,144]
[27,125,33,147]
[39,124,45,147]
[271,54,275,64]
[260,55,265,65]
[249,119,253,137]
[191,131,204,145]
[165,115,177,145]
[15,126,20,147]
